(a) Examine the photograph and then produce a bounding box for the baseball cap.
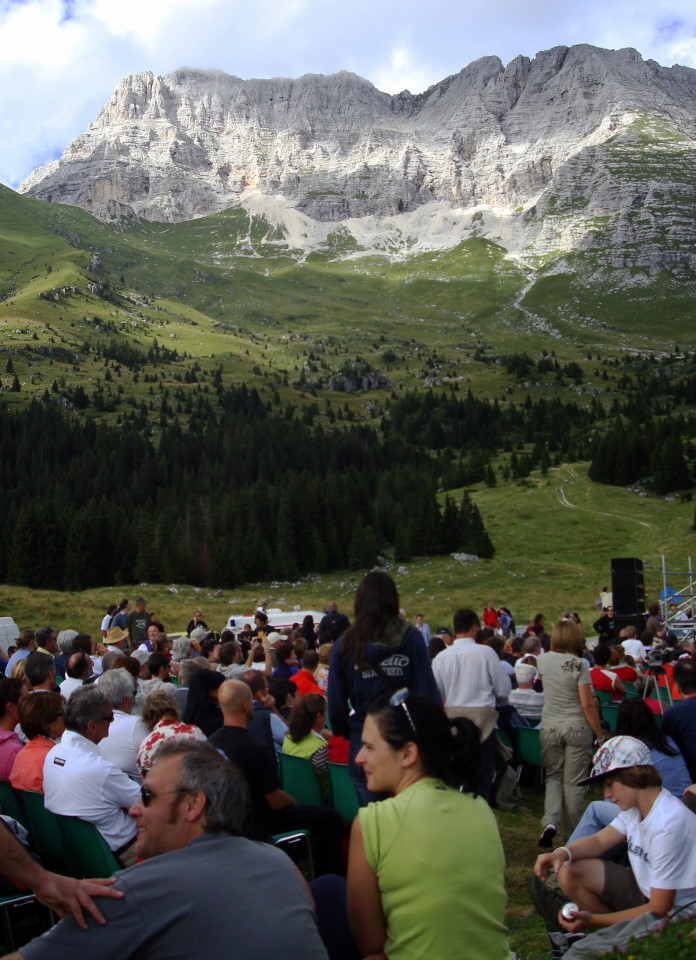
[577,735,652,786]
[514,662,537,684]
[436,627,453,637]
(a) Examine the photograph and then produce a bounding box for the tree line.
[0,394,494,591]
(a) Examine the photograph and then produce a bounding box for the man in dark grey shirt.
[11,741,328,960]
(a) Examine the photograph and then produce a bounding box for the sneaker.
[547,931,586,959]
[527,874,569,933]
[538,823,557,848]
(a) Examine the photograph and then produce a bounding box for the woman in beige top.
[536,621,604,847]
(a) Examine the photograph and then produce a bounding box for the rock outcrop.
[19,45,696,271]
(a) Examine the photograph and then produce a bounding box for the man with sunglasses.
[6,741,329,960]
[42,686,140,867]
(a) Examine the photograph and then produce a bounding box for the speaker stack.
[611,557,645,635]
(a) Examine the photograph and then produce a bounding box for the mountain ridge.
[16,44,696,276]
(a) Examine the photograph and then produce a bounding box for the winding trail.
[556,467,658,531]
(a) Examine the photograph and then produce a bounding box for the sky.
[1,0,695,189]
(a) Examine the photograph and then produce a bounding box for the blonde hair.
[551,620,583,654]
[317,643,333,665]
[10,659,27,681]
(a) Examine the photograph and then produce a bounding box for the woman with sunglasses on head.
[333,690,512,960]
[327,571,440,806]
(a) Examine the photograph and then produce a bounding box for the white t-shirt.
[610,789,696,910]
[621,639,646,662]
[100,614,112,634]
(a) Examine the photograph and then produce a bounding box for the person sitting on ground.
[24,652,57,692]
[268,678,299,722]
[10,691,65,793]
[0,678,25,781]
[11,740,329,960]
[97,668,149,779]
[136,690,206,776]
[532,735,696,960]
[282,693,330,793]
[43,685,141,866]
[509,661,544,722]
[590,645,625,701]
[567,697,692,842]
[291,651,323,697]
[330,690,511,960]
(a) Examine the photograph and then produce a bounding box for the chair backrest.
[0,783,28,829]
[592,688,615,706]
[622,681,639,698]
[601,702,619,733]
[56,816,121,877]
[18,791,69,873]
[517,725,543,767]
[327,762,359,823]
[278,753,324,807]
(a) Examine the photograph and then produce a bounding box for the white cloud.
[371,46,441,95]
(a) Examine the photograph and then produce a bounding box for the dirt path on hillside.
[556,467,658,531]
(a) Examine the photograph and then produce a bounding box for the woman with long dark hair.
[282,693,329,791]
[312,691,511,960]
[327,571,439,805]
[182,669,224,737]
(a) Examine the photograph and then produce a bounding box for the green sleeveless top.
[359,777,511,960]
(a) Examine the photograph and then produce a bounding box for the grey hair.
[522,635,541,654]
[66,685,111,733]
[56,630,78,655]
[171,637,192,662]
[101,650,126,672]
[178,658,207,688]
[96,668,136,708]
[152,740,244,835]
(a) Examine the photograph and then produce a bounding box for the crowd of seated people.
[0,591,695,960]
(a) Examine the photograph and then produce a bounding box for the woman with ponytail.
[282,693,330,792]
[344,691,512,960]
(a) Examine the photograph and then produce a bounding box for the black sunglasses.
[389,687,417,738]
[139,785,193,807]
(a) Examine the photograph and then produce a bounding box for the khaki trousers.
[540,722,593,837]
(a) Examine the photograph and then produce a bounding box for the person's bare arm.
[0,826,122,929]
[347,817,387,958]
[534,826,624,879]
[264,788,294,811]
[578,683,605,741]
[561,887,675,933]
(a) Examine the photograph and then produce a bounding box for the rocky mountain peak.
[18,45,696,274]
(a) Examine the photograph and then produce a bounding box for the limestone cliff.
[19,45,696,272]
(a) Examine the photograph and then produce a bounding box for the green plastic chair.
[601,702,619,733]
[0,892,42,950]
[278,753,324,807]
[622,681,639,698]
[327,762,359,824]
[271,830,314,880]
[517,725,543,768]
[55,816,121,877]
[592,688,615,706]
[19,791,69,874]
[0,783,28,829]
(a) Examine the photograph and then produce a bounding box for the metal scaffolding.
[660,556,696,637]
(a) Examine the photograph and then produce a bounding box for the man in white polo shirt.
[432,607,511,801]
[43,685,140,865]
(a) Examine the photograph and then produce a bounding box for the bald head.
[327,601,338,612]
[218,680,253,719]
